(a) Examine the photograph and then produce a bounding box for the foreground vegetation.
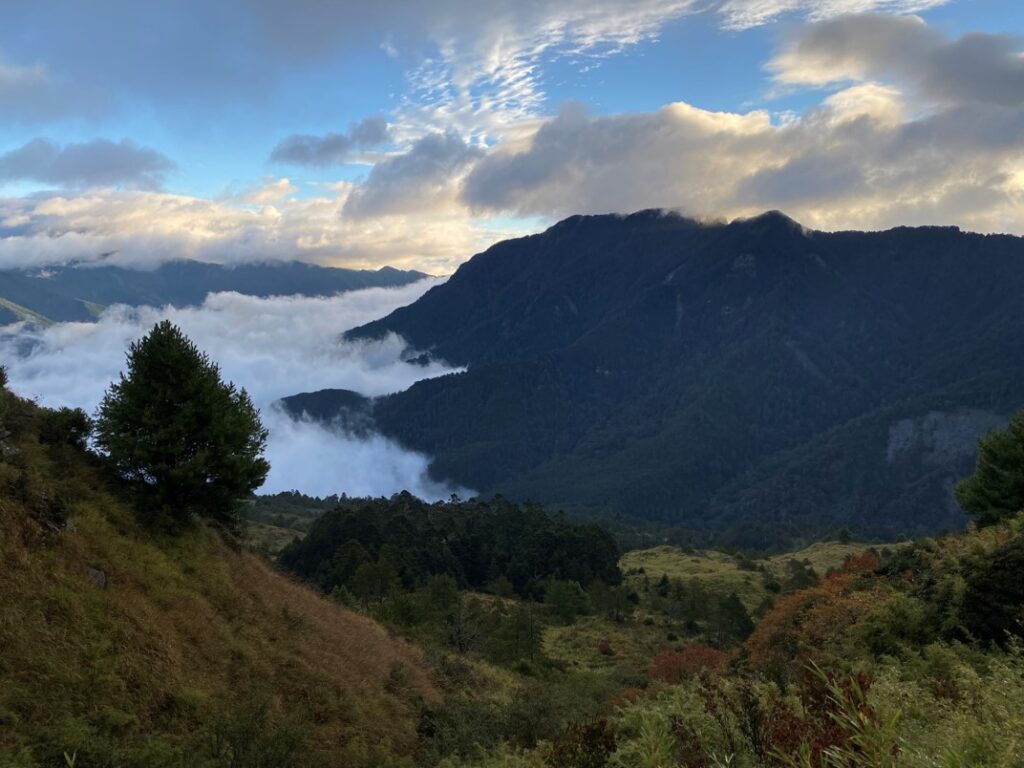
[0,373,435,766]
[3,319,1024,767]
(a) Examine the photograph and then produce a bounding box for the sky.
[1,0,1023,275]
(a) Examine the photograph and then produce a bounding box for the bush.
[961,535,1024,645]
[38,407,91,451]
[649,646,729,684]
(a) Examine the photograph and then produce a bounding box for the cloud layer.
[0,279,471,500]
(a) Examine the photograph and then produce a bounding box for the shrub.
[38,407,92,451]
[649,646,729,684]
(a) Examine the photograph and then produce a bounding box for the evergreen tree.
[956,410,1024,527]
[711,592,755,644]
[95,321,269,528]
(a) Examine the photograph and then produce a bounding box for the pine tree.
[95,321,268,529]
[956,410,1024,527]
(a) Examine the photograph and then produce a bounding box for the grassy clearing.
[621,541,881,612]
[544,614,690,677]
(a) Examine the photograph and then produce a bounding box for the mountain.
[0,260,427,324]
[287,210,1024,548]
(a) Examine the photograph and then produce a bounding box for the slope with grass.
[0,388,437,768]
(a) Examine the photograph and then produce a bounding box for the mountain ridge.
[297,210,1024,547]
[0,259,428,324]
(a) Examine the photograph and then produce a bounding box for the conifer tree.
[956,410,1024,527]
[95,320,269,528]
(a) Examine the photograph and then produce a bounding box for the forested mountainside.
[0,261,426,324]
[290,210,1024,548]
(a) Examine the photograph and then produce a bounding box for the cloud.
[770,13,1024,106]
[1,1,945,131]
[0,279,472,500]
[270,117,392,166]
[0,186,513,272]
[0,138,175,190]
[344,131,483,217]
[716,0,946,30]
[461,87,1024,234]
[231,177,297,204]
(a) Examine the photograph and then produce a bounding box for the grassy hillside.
[620,541,874,612]
[0,390,437,767]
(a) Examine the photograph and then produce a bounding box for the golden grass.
[0,395,437,767]
[620,541,888,613]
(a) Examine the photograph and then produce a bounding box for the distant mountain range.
[0,260,427,324]
[282,210,1024,549]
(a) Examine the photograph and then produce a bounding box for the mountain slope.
[317,210,1024,546]
[0,260,427,324]
[0,389,436,767]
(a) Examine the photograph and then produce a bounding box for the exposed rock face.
[887,410,1006,467]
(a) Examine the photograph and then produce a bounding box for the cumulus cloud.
[344,131,483,217]
[770,13,1024,106]
[461,86,1024,234]
[0,279,472,500]
[270,117,391,166]
[0,138,175,190]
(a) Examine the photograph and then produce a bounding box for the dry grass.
[0,393,437,767]
[621,541,883,612]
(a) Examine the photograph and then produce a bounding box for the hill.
[0,260,427,324]
[0,386,436,766]
[291,210,1024,547]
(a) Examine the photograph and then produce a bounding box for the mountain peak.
[736,210,806,234]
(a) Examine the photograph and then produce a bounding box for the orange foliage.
[649,644,729,684]
[745,550,887,677]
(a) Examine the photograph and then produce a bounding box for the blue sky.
[1,0,1022,273]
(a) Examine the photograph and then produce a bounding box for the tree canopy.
[956,409,1024,527]
[95,320,269,528]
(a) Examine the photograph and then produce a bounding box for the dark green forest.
[278,493,622,599]
[285,212,1024,549]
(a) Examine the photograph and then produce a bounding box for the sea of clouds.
[0,278,473,500]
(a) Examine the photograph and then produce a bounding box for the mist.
[0,278,474,500]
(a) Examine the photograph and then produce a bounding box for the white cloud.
[460,91,1024,235]
[0,186,513,273]
[456,16,1024,236]
[0,279,472,500]
[769,13,1024,106]
[717,0,946,31]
